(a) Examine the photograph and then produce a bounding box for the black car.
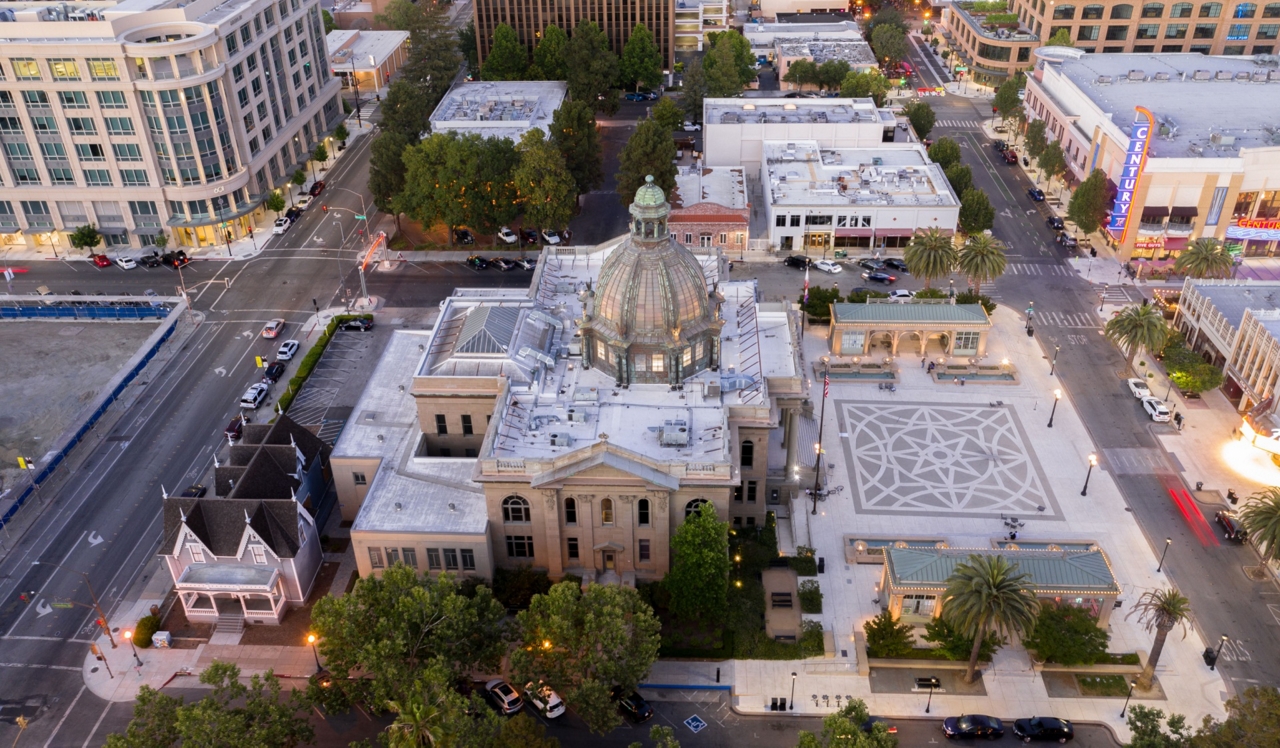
[1046,216,1066,231]
[521,228,540,245]
[1028,188,1046,202]
[491,258,516,271]
[993,140,1008,152]
[857,258,885,271]
[262,361,287,383]
[944,714,1005,740]
[862,716,898,735]
[883,258,909,273]
[783,255,811,269]
[180,484,208,498]
[339,318,375,331]
[1216,510,1247,542]
[139,252,163,268]
[862,271,897,284]
[466,255,489,270]
[1013,716,1074,743]
[161,251,190,268]
[453,228,475,245]
[611,688,653,723]
[285,207,303,222]
[224,414,245,440]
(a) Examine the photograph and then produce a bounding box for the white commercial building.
[0,0,344,253]
[428,81,567,142]
[761,140,959,253]
[326,29,409,93]
[743,19,865,58]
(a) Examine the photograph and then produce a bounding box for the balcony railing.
[1137,221,1166,233]
[952,5,1040,42]
[1166,221,1195,235]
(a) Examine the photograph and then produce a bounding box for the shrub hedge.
[276,314,373,413]
[134,613,161,649]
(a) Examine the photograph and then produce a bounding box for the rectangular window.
[402,548,417,569]
[49,168,74,185]
[189,545,205,563]
[112,144,142,161]
[1223,43,1247,52]
[120,170,149,186]
[84,169,111,185]
[1106,24,1130,39]
[147,115,164,134]
[461,548,475,571]
[436,414,447,435]
[639,539,651,562]
[22,90,49,108]
[33,142,60,159]
[13,168,41,184]
[1137,23,1161,37]
[775,214,786,227]
[1079,24,1101,39]
[954,331,981,354]
[13,59,42,80]
[0,92,12,106]
[1260,23,1280,36]
[352,472,367,486]
[1166,22,1189,35]
[443,548,459,570]
[5,142,32,159]
[567,537,579,559]
[1256,42,1277,51]
[87,59,120,81]
[49,59,80,80]
[426,548,442,570]
[66,117,96,135]
[506,536,534,558]
[1228,22,1252,37]
[1194,22,1218,36]
[31,117,57,133]
[651,353,665,373]
[192,111,210,132]
[251,546,267,564]
[747,480,758,503]
[462,414,473,435]
[386,548,400,566]
[0,116,22,132]
[166,115,187,134]
[96,91,128,109]
[105,118,134,135]
[789,214,801,227]
[59,91,88,109]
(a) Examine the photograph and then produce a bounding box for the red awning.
[874,228,916,237]
[1165,237,1189,251]
[835,228,874,237]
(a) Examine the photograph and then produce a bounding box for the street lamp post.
[350,58,362,131]
[1050,345,1060,375]
[1120,679,1138,719]
[948,278,954,298]
[124,630,143,667]
[1080,453,1097,496]
[1157,537,1172,572]
[811,356,830,516]
[925,681,935,714]
[1164,380,1174,402]
[1099,284,1108,313]
[307,633,323,674]
[32,561,116,648]
[1047,389,1062,428]
[1211,635,1228,671]
[789,672,797,711]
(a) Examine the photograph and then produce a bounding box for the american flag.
[823,373,829,398]
[803,266,810,304]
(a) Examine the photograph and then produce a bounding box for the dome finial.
[645,175,654,184]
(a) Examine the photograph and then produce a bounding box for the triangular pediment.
[530,448,680,491]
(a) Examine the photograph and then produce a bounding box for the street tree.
[312,142,328,169]
[1172,237,1234,278]
[839,69,890,105]
[665,501,730,623]
[651,97,684,133]
[615,119,677,206]
[1037,140,1067,190]
[1125,705,1193,747]
[1046,28,1075,46]
[514,130,578,232]
[1066,167,1110,235]
[958,188,996,235]
[870,25,909,68]
[941,554,1039,684]
[863,610,916,658]
[629,724,681,748]
[291,169,308,199]
[549,100,603,194]
[796,699,898,748]
[904,227,958,289]
[902,100,936,140]
[378,0,460,106]
[496,712,561,748]
[309,565,509,708]
[385,662,501,748]
[1024,119,1048,161]
[103,686,180,748]
[865,7,908,36]
[69,224,102,254]
[511,582,662,735]
[1238,487,1280,564]
[533,24,570,81]
[944,163,972,197]
[817,60,851,91]
[458,20,480,73]
[380,77,436,142]
[565,20,619,112]
[957,231,1007,295]
[369,129,411,233]
[322,8,336,32]
[681,59,709,122]
[482,23,528,81]
[334,122,350,146]
[265,191,286,216]
[473,135,523,234]
[782,59,820,91]
[620,23,663,92]
[704,31,756,88]
[1126,589,1191,691]
[1194,685,1280,746]
[993,79,1022,127]
[1022,604,1110,666]
[153,233,167,251]
[705,37,749,97]
[1104,304,1169,368]
[927,137,962,170]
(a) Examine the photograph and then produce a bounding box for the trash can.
[1202,647,1218,668]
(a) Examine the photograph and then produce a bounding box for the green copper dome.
[633,175,666,207]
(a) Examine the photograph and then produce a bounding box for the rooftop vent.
[448,502,457,512]
[1235,71,1252,81]
[567,408,589,423]
[1127,69,1145,81]
[659,420,690,447]
[1153,71,1171,81]
[394,502,402,511]
[1210,132,1235,146]
[1095,75,1114,85]
[1193,69,1212,80]
[1215,70,1233,80]
[550,432,574,447]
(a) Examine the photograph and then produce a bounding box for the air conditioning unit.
[659,420,690,447]
[550,433,574,447]
[567,409,589,423]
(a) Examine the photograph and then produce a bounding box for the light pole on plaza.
[1210,634,1228,671]
[1120,679,1138,719]
[1080,453,1097,496]
[1047,389,1061,428]
[812,356,830,516]
[789,672,797,711]
[124,630,143,667]
[307,633,323,674]
[1050,345,1060,376]
[1157,537,1172,573]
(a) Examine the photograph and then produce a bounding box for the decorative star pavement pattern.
[835,401,1062,521]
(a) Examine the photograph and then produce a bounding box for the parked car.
[943,714,1005,740]
[857,258,885,271]
[1012,716,1074,743]
[520,228,539,245]
[1142,396,1171,422]
[1046,216,1066,231]
[624,92,648,102]
[262,361,287,383]
[491,258,516,271]
[277,339,300,360]
[1126,378,1152,398]
[161,251,190,268]
[1056,231,1079,248]
[611,688,653,723]
[883,258,909,272]
[1028,188,1046,202]
[224,414,245,440]
[115,256,137,270]
[466,255,489,270]
[140,253,163,268]
[888,289,914,300]
[813,259,843,274]
[453,228,475,245]
[783,255,811,269]
[339,317,374,331]
[993,140,1008,152]
[514,257,537,271]
[92,254,112,268]
[285,207,303,222]
[682,121,702,131]
[239,383,270,409]
[296,196,313,211]
[261,318,286,338]
[497,227,519,245]
[862,271,897,284]
[483,679,524,716]
[273,216,293,234]
[862,716,898,735]
[540,229,561,245]
[144,289,162,307]
[1216,510,1248,542]
[1002,148,1019,164]
[179,484,207,498]
[308,180,326,197]
[524,681,566,719]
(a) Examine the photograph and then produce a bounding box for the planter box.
[867,655,988,670]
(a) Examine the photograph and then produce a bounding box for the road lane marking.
[3,531,86,636]
[43,684,86,748]
[87,532,103,546]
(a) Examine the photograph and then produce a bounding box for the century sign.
[1107,107,1155,244]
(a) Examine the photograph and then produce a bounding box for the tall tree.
[1046,28,1075,46]
[941,554,1040,684]
[1126,588,1190,691]
[958,188,996,235]
[865,7,908,36]
[904,227,957,289]
[651,97,684,133]
[957,231,1007,295]
[927,137,962,170]
[902,100,936,140]
[704,31,755,88]
[1066,167,1110,235]
[385,662,501,748]
[1104,304,1170,367]
[69,224,102,254]
[944,163,972,197]
[1238,487,1280,564]
[380,78,435,142]
[309,565,509,707]
[1172,237,1234,278]
[1194,686,1280,746]
[265,191,286,216]
[458,20,480,74]
[705,38,748,97]
[378,0,460,106]
[1024,119,1048,161]
[473,135,523,233]
[840,69,890,105]
[616,119,677,206]
[322,8,336,32]
[816,59,851,91]
[565,20,619,112]
[1037,140,1067,190]
[870,25,909,68]
[533,24,570,81]
[782,59,820,91]
[1126,705,1193,746]
[796,699,898,748]
[1021,604,1110,666]
[482,23,528,81]
[103,687,180,747]
[369,129,410,233]
[514,130,578,232]
[620,23,663,92]
[992,79,1022,126]
[550,100,603,194]
[496,713,561,748]
[681,59,708,122]
[510,582,661,735]
[665,501,730,623]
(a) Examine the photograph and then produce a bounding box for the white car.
[239,383,270,409]
[262,318,286,338]
[1142,396,1171,422]
[812,260,843,274]
[540,229,562,245]
[277,339,300,360]
[272,216,293,234]
[295,195,313,211]
[1127,377,1152,399]
[682,121,702,131]
[524,681,566,719]
[888,289,914,300]
[115,256,137,270]
[497,227,518,245]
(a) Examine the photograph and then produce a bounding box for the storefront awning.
[835,228,874,237]
[134,226,164,236]
[1170,206,1198,217]
[98,226,128,236]
[1141,206,1169,218]
[875,228,915,237]
[1165,237,1189,251]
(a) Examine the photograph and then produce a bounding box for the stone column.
[542,490,564,578]
[785,408,799,477]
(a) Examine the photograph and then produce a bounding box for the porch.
[175,564,288,625]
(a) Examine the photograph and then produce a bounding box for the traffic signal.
[19,593,28,603]
[321,204,328,213]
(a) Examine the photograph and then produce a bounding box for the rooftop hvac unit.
[659,420,690,447]
[1210,132,1235,146]
[1095,75,1114,85]
[1127,69,1145,81]
[705,380,722,398]
[1193,69,1212,80]
[1153,72,1171,81]
[1215,70,1233,80]
[567,408,589,423]
[550,433,574,447]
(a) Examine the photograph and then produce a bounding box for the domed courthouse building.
[336,180,805,585]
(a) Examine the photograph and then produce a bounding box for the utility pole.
[34,562,117,648]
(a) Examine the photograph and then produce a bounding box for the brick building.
[669,165,749,253]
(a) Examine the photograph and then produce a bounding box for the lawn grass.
[1077,674,1131,697]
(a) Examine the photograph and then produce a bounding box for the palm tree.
[956,233,1008,296]
[903,228,958,289]
[1238,487,1280,562]
[941,554,1040,684]
[385,688,450,747]
[1126,588,1190,691]
[1172,237,1234,279]
[1104,304,1169,368]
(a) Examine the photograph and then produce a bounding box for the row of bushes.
[1158,333,1223,394]
[276,314,373,413]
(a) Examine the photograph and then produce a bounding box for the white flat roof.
[672,166,747,210]
[326,29,409,69]
[744,20,864,45]
[764,141,957,208]
[776,40,876,68]
[430,81,568,140]
[704,97,893,126]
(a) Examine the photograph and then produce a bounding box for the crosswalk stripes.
[935,119,982,128]
[1033,310,1100,329]
[350,101,378,124]
[1005,263,1071,276]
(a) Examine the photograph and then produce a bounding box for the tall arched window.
[565,497,577,525]
[1265,2,1280,16]
[1234,1,1257,15]
[502,495,530,523]
[1200,2,1223,16]
[685,498,709,517]
[1142,2,1165,16]
[1054,4,1077,18]
[638,499,651,526]
[1083,4,1106,17]
[740,440,754,468]
[600,498,614,525]
[1171,1,1194,14]
[1111,3,1134,17]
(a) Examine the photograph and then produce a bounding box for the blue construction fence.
[0,309,178,531]
[0,303,172,320]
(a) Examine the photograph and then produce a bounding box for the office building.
[675,0,729,53]
[473,0,675,69]
[326,29,410,93]
[0,0,343,253]
[429,81,567,142]
[702,97,906,171]
[670,164,749,252]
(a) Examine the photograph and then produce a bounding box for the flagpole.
[812,356,830,515]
